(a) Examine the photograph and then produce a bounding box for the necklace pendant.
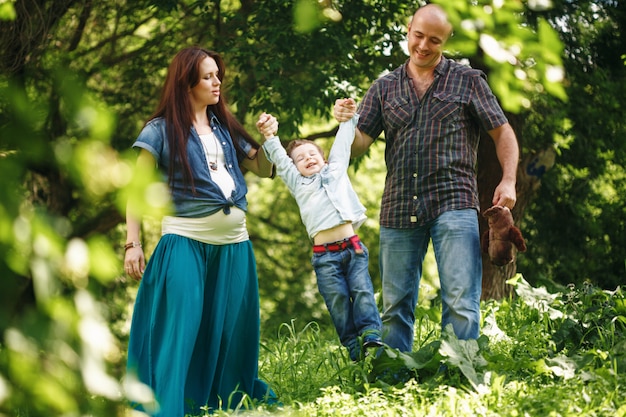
[209,162,218,171]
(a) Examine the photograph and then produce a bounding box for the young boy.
[257,100,383,361]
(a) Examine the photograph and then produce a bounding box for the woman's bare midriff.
[313,222,356,245]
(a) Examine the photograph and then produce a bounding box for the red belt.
[313,235,363,254]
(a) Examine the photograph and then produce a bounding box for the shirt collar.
[402,55,449,79]
[209,111,221,127]
[434,55,449,77]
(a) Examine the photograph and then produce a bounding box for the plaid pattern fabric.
[358,57,509,228]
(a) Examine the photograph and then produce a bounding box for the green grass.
[202,276,626,417]
[11,276,625,416]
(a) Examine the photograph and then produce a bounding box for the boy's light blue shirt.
[262,114,366,241]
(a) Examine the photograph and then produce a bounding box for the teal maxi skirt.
[126,234,273,416]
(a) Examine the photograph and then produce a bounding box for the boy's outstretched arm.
[333,98,374,158]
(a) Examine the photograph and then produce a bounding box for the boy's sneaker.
[362,329,383,349]
[363,339,384,349]
[362,337,383,359]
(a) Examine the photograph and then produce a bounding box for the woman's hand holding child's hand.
[256,113,278,140]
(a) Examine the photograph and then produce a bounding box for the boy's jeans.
[312,242,382,359]
[379,209,482,352]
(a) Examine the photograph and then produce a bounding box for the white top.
[199,132,236,198]
[161,208,249,245]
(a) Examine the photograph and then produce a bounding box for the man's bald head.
[410,4,453,42]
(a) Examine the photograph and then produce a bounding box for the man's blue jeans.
[312,242,382,359]
[379,209,482,352]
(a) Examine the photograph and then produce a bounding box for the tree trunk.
[477,113,555,300]
[477,129,517,300]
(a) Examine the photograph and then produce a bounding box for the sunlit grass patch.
[253,277,626,417]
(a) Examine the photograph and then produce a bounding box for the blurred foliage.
[440,0,566,112]
[0,0,624,415]
[0,73,141,414]
[516,0,626,290]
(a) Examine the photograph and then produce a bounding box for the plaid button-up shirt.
[358,57,509,228]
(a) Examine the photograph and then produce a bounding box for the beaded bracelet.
[124,241,142,251]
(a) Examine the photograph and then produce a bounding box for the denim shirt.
[133,113,252,218]
[263,114,366,240]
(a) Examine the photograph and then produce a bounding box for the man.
[334,4,519,352]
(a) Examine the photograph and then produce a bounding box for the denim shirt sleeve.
[234,134,253,163]
[133,118,168,169]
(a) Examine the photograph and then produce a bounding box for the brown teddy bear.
[481,205,527,266]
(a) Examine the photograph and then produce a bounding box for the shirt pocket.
[382,96,414,129]
[431,91,465,126]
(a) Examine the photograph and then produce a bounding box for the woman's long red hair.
[148,47,259,192]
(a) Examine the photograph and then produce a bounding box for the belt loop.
[349,235,364,254]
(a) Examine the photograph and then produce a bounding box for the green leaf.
[544,355,577,380]
[509,275,565,320]
[293,0,322,33]
[538,18,564,65]
[438,324,488,389]
[369,339,443,385]
[0,2,16,21]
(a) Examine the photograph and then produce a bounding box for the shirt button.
[413,172,418,178]
[413,195,418,200]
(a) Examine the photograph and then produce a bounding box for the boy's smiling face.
[290,143,326,176]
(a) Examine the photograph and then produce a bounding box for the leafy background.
[0,0,625,415]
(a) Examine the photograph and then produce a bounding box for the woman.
[123,46,278,416]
